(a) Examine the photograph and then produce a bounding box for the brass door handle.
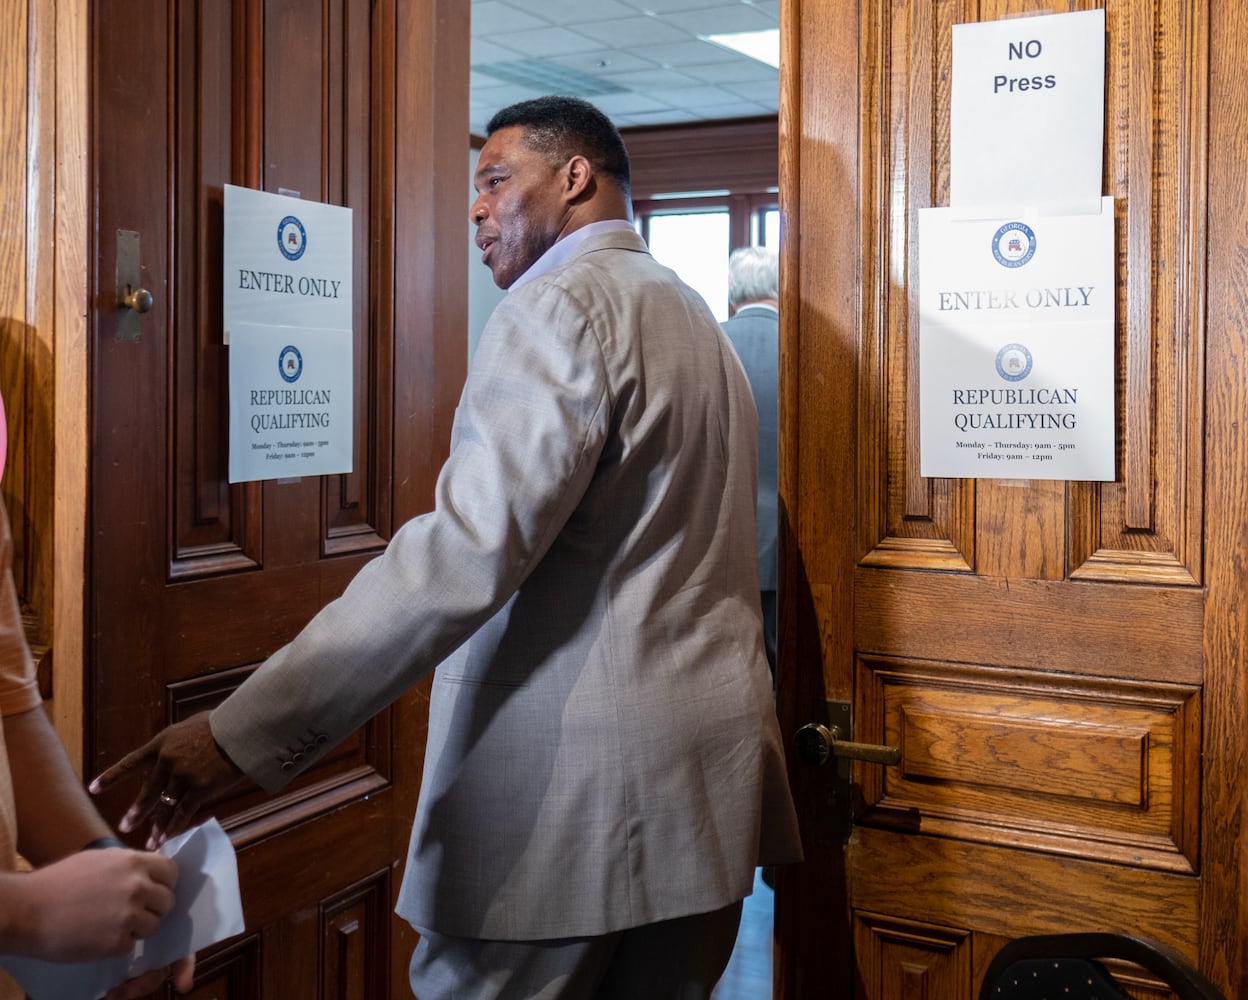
[795,723,901,766]
[115,229,152,340]
[121,287,153,313]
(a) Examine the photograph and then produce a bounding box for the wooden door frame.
[774,0,1248,996]
[1195,0,1248,986]
[7,0,93,769]
[774,0,859,995]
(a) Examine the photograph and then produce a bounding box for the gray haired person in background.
[720,246,780,678]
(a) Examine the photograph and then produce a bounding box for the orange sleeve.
[0,499,41,719]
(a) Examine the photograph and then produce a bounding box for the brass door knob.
[795,723,901,766]
[121,287,153,313]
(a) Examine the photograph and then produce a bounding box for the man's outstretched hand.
[90,711,248,849]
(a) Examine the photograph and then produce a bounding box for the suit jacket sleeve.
[211,283,611,791]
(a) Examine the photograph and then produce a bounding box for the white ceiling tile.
[631,39,742,67]
[600,67,702,90]
[616,0,744,12]
[616,109,699,126]
[723,79,778,103]
[695,100,777,119]
[589,92,677,116]
[488,25,608,57]
[497,0,638,22]
[684,58,777,84]
[470,36,527,63]
[471,82,546,109]
[550,50,658,75]
[644,84,751,108]
[469,0,779,134]
[471,1,550,33]
[571,16,692,48]
[663,5,776,34]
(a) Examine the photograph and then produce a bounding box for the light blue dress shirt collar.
[509,219,637,292]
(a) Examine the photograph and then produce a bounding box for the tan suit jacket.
[212,229,802,941]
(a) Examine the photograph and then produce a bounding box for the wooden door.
[88,1,467,996]
[775,0,1248,997]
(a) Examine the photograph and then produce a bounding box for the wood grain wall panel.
[621,119,778,200]
[856,656,1200,871]
[852,914,971,1000]
[0,0,59,682]
[1198,0,1248,982]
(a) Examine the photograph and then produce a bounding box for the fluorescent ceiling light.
[699,29,780,69]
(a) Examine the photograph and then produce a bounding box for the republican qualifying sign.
[223,185,353,483]
[918,198,1115,481]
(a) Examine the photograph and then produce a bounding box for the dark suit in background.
[721,247,780,677]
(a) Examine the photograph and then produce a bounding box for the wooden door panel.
[182,937,262,999]
[852,915,970,1000]
[91,0,466,995]
[94,0,396,786]
[779,0,1245,995]
[854,571,1204,683]
[322,874,393,1000]
[169,0,393,577]
[849,831,1198,954]
[856,656,1200,871]
[855,0,1207,588]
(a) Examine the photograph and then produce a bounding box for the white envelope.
[0,818,245,1000]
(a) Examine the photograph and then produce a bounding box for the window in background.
[645,210,731,320]
[636,195,779,321]
[625,119,779,317]
[759,208,781,249]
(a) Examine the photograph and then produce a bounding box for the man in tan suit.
[94,96,801,999]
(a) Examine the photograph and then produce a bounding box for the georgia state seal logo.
[996,343,1033,382]
[277,215,307,261]
[991,222,1035,268]
[278,345,304,383]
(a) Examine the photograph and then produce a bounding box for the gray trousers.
[408,900,744,1000]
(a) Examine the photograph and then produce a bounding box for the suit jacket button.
[280,761,295,773]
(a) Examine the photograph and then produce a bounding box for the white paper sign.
[223,184,352,340]
[918,198,1115,481]
[951,8,1105,216]
[223,185,354,482]
[228,323,353,483]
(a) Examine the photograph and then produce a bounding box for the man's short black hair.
[486,96,631,199]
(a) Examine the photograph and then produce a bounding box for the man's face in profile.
[471,126,568,289]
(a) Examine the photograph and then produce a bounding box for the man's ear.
[563,155,594,202]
